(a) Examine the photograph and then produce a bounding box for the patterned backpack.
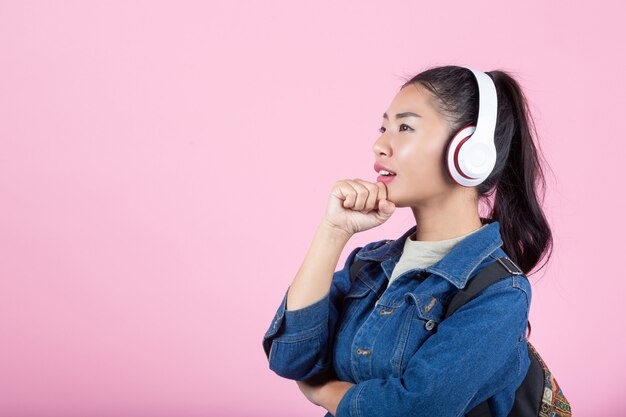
[349,255,572,417]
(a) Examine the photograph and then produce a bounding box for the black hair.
[401,65,554,339]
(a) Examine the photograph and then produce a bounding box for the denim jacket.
[262,220,532,417]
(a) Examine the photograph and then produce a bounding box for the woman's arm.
[262,223,361,381]
[286,220,352,311]
[262,179,392,381]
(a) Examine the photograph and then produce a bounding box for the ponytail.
[486,70,553,277]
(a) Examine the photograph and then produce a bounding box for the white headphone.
[446,67,498,187]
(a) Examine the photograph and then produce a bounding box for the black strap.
[446,256,522,320]
[465,400,493,417]
[507,344,544,416]
[349,259,369,283]
[460,256,523,417]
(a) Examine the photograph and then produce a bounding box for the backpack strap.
[445,256,523,320]
[349,259,369,284]
[459,256,523,417]
[506,341,545,416]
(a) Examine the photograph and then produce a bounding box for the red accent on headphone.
[451,126,479,181]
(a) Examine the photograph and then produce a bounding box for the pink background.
[1,1,623,416]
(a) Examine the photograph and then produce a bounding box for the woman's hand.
[323,179,396,237]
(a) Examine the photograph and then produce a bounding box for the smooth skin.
[292,83,485,416]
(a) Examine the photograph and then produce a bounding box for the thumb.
[378,199,396,216]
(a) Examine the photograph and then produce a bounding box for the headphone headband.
[463,67,498,143]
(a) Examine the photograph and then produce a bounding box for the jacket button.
[425,320,436,331]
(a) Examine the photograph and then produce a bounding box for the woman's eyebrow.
[382,112,421,119]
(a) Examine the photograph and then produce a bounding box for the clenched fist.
[322,179,396,237]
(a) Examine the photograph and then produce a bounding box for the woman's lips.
[377,174,396,184]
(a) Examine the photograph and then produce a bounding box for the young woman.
[262,65,552,417]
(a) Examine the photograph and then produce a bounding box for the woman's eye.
[379,124,413,133]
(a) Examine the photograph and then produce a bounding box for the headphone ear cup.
[446,126,476,186]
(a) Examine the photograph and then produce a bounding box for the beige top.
[386,224,489,289]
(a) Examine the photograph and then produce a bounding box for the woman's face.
[373,83,459,208]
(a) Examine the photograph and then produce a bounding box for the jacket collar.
[355,219,503,289]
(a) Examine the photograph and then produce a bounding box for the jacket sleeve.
[335,276,532,417]
[262,245,363,380]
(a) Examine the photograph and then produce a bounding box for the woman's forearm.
[318,380,356,416]
[286,221,352,311]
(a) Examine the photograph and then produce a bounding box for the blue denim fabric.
[262,220,532,417]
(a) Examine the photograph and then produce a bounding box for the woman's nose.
[373,137,390,156]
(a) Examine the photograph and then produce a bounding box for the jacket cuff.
[265,286,329,339]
